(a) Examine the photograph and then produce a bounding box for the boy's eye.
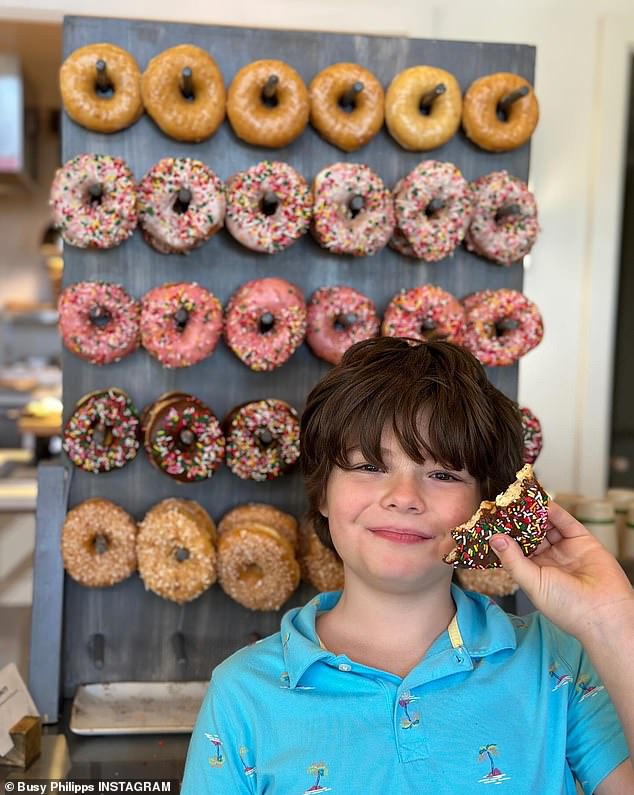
[353,463,383,473]
[431,471,459,481]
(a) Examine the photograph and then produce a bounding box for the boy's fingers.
[490,533,542,596]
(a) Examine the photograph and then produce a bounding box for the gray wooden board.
[59,15,535,695]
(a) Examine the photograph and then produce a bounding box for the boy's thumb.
[489,533,540,595]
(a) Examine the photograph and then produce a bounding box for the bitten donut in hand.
[60,43,143,133]
[382,284,466,345]
[141,44,225,142]
[444,464,549,569]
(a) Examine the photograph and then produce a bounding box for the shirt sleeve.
[181,672,257,795]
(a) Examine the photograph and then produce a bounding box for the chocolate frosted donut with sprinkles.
[519,405,543,464]
[142,391,225,483]
[312,162,394,256]
[225,161,313,253]
[382,284,466,345]
[137,157,225,254]
[58,281,141,365]
[224,399,300,481]
[50,153,138,249]
[140,282,223,368]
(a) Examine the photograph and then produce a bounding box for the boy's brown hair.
[300,337,524,550]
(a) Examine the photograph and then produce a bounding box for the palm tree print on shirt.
[549,663,573,692]
[576,674,605,702]
[239,745,256,777]
[205,733,225,768]
[477,744,511,785]
[303,761,332,793]
[398,691,421,730]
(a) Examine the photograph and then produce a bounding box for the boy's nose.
[380,473,424,513]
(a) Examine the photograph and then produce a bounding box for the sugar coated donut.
[224,277,306,371]
[392,160,474,262]
[306,285,380,365]
[455,568,518,597]
[138,498,217,604]
[140,282,223,368]
[309,63,384,152]
[312,162,394,256]
[466,170,539,265]
[463,288,544,367]
[385,66,462,151]
[141,44,225,142]
[224,399,300,481]
[226,59,309,148]
[382,284,466,345]
[298,517,344,593]
[137,157,225,254]
[142,391,225,483]
[217,523,300,610]
[519,405,543,465]
[444,464,549,569]
[50,153,137,249]
[225,161,312,253]
[218,503,298,549]
[62,498,137,588]
[58,281,140,365]
[60,43,143,133]
[63,388,140,473]
[462,72,539,152]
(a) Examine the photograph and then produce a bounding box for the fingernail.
[490,535,508,551]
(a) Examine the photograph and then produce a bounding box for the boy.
[182,337,634,794]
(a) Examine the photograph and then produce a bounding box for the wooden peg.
[419,83,446,113]
[262,74,279,101]
[339,81,364,110]
[180,66,194,100]
[171,631,187,666]
[95,59,111,95]
[498,86,529,115]
[90,633,105,669]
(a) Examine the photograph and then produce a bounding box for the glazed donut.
[217,523,300,611]
[455,568,518,597]
[306,285,380,365]
[59,43,143,133]
[385,66,462,151]
[62,498,137,587]
[218,503,298,549]
[462,288,544,367]
[382,284,466,345]
[298,517,344,593]
[224,399,300,481]
[138,498,217,604]
[519,405,543,465]
[140,283,223,368]
[63,388,140,473]
[141,44,225,142]
[312,163,394,256]
[226,59,309,148]
[224,277,306,371]
[465,170,539,265]
[142,391,225,483]
[309,63,384,152]
[58,281,140,365]
[392,161,474,262]
[225,161,312,253]
[137,157,225,254]
[50,154,137,249]
[462,72,539,152]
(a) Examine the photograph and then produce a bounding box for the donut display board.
[55,15,534,697]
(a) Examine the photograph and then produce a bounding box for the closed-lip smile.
[368,526,435,543]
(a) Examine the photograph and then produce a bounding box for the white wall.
[2,0,632,497]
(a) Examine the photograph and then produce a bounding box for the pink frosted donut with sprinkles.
[63,388,140,473]
[312,162,395,256]
[58,281,140,365]
[519,404,543,464]
[140,282,223,368]
[142,392,225,483]
[306,285,380,365]
[224,399,300,481]
[382,284,466,344]
[392,161,474,262]
[50,153,137,249]
[462,288,544,367]
[465,170,539,265]
[224,277,306,371]
[225,160,313,253]
[137,157,225,254]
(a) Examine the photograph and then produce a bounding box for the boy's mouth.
[368,527,434,544]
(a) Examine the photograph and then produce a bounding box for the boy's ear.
[319,494,328,518]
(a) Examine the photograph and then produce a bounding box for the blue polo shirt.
[182,585,629,794]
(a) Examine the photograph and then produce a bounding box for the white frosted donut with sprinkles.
[306,285,380,365]
[312,162,395,256]
[58,281,140,365]
[225,161,313,253]
[137,157,225,254]
[140,282,223,368]
[224,399,300,481]
[224,277,306,371]
[382,284,466,345]
[462,288,544,367]
[465,170,539,265]
[50,153,137,249]
[519,404,543,464]
[392,160,474,262]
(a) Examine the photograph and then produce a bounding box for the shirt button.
[338,663,352,672]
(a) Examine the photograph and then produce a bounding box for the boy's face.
[320,425,481,594]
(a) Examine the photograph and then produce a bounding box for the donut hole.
[92,422,113,448]
[425,197,445,217]
[259,192,280,217]
[495,86,530,123]
[174,546,190,563]
[495,318,520,337]
[334,312,358,331]
[255,428,275,448]
[177,428,196,448]
[347,194,365,219]
[173,187,192,215]
[418,83,446,116]
[495,203,522,224]
[92,532,110,555]
[239,562,264,585]
[420,318,446,341]
[258,312,276,334]
[337,81,364,113]
[94,59,115,99]
[173,307,190,332]
[88,305,112,328]
[180,67,195,102]
[260,74,280,108]
[87,183,104,205]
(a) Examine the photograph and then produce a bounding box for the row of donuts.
[59,279,544,371]
[51,155,539,265]
[62,497,343,611]
[62,43,538,153]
